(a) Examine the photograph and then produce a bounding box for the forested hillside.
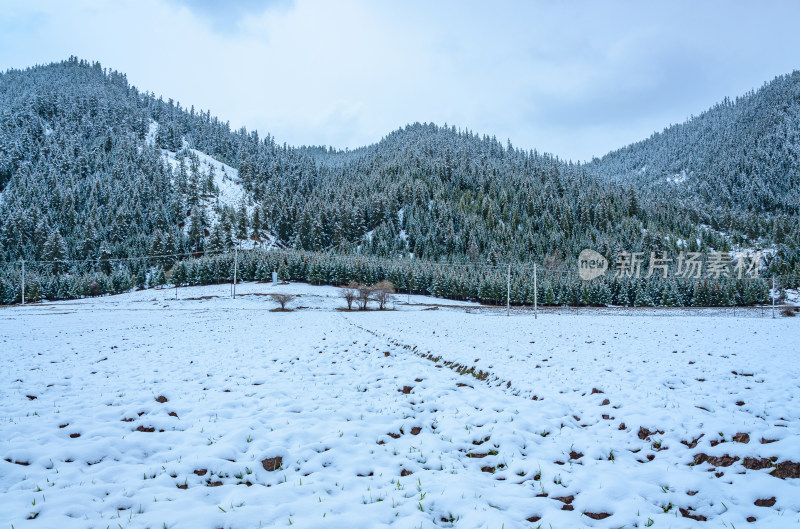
[592,71,800,236]
[0,57,797,305]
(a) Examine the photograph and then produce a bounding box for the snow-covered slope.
[150,121,243,208]
[1,283,798,528]
[148,120,277,249]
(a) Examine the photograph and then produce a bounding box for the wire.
[0,245,793,282]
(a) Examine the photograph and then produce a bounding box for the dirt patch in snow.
[693,453,739,467]
[771,461,800,479]
[262,456,282,471]
[742,457,776,470]
[680,507,707,521]
[584,512,612,520]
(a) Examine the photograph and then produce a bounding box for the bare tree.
[340,281,358,310]
[357,284,374,310]
[373,280,395,310]
[269,293,294,311]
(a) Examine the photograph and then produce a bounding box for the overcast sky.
[1,0,799,161]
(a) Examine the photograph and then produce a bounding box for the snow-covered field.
[1,283,799,528]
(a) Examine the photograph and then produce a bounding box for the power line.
[0,245,793,283]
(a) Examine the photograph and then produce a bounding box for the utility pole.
[772,276,776,318]
[506,264,511,317]
[21,260,25,305]
[533,263,538,319]
[233,245,239,299]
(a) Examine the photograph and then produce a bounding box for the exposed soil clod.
[770,460,800,479]
[679,507,707,521]
[681,434,704,449]
[742,457,776,470]
[638,426,663,440]
[584,512,612,520]
[262,456,282,471]
[692,453,739,467]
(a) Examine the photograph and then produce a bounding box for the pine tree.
[236,201,249,241]
[633,287,654,307]
[150,267,166,288]
[42,230,68,273]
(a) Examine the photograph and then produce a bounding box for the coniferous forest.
[0,57,798,305]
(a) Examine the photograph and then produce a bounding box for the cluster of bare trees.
[340,280,395,310]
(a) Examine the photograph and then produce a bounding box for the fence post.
[21,260,25,305]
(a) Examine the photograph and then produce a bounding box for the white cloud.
[1,0,799,160]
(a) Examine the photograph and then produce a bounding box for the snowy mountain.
[0,57,797,305]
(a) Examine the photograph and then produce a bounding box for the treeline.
[0,249,775,307]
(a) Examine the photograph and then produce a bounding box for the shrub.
[269,293,294,310]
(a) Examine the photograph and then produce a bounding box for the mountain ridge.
[0,57,797,305]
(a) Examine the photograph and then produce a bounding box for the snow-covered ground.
[1,283,798,528]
